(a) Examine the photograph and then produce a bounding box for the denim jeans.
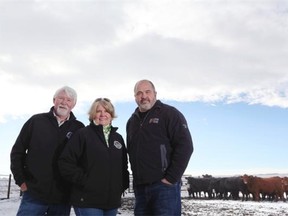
[73,207,118,216]
[16,191,71,216]
[134,180,181,216]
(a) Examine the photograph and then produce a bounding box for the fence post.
[7,174,12,199]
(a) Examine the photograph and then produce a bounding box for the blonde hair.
[88,98,116,122]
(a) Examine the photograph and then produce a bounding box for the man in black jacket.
[10,86,85,216]
[126,79,194,216]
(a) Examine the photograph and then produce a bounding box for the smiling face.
[93,104,112,126]
[53,90,76,119]
[134,80,157,112]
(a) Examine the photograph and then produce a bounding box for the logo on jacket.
[114,141,122,149]
[149,118,159,124]
[66,131,73,139]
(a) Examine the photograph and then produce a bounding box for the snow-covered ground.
[1,176,288,216]
[1,191,288,216]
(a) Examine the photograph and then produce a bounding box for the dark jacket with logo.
[126,100,193,185]
[10,107,85,204]
[58,123,130,209]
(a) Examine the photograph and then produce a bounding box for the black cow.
[186,177,213,198]
[208,177,223,199]
[208,176,249,200]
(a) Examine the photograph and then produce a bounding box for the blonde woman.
[59,98,129,216]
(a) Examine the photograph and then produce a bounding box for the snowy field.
[1,193,288,215]
[1,176,288,216]
[1,190,288,216]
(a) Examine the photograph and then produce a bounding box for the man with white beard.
[10,86,85,216]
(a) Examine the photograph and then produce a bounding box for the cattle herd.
[186,174,288,202]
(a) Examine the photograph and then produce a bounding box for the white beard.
[55,107,69,117]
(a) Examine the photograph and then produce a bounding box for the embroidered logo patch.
[149,118,159,124]
[66,131,73,139]
[114,141,122,149]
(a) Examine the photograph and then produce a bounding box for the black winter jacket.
[58,123,130,209]
[10,107,85,204]
[126,100,193,185]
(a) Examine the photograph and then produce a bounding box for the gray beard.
[55,107,69,117]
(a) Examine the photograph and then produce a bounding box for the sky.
[1,0,288,177]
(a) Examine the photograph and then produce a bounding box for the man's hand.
[161,178,172,185]
[20,182,27,192]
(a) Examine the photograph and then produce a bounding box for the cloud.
[0,0,288,122]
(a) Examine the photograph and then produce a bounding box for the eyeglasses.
[95,98,111,102]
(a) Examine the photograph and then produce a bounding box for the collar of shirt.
[53,112,70,127]
[103,125,111,147]
[93,121,112,146]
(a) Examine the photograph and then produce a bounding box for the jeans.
[16,191,71,216]
[73,207,118,216]
[134,180,181,216]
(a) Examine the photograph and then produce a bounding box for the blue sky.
[1,100,288,176]
[116,100,288,176]
[1,0,288,177]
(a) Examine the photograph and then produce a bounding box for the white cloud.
[0,0,288,122]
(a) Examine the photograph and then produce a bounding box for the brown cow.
[241,174,284,201]
[282,177,288,199]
